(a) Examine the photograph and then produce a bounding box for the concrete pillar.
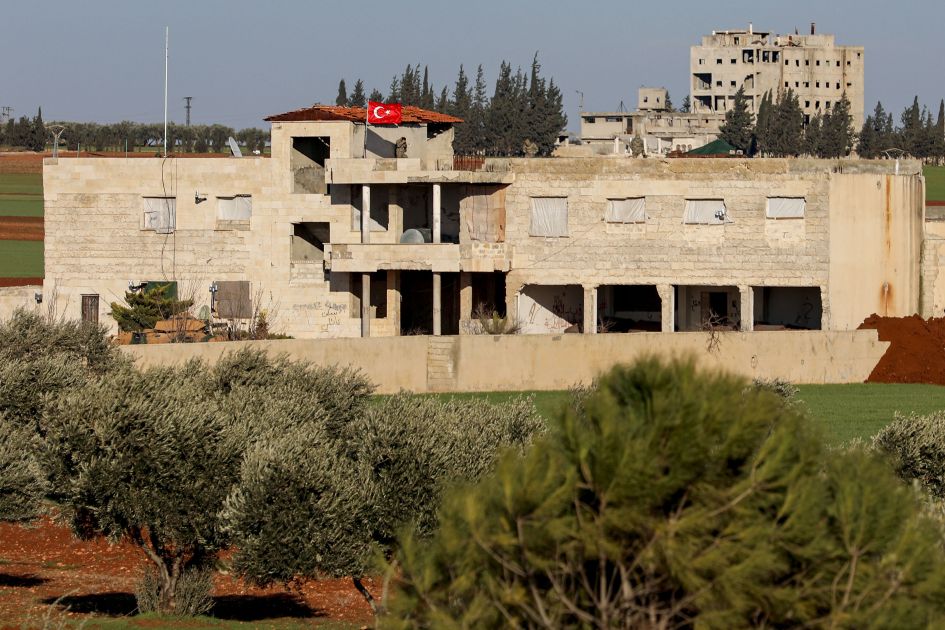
[657,284,675,333]
[361,185,371,244]
[432,183,441,244]
[389,186,404,241]
[361,273,371,337]
[459,272,473,333]
[387,270,401,335]
[583,285,597,334]
[432,272,442,336]
[739,286,754,332]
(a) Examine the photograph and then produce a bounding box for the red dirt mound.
[858,314,945,384]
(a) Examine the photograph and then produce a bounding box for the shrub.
[222,393,544,613]
[0,414,45,522]
[40,349,374,616]
[874,411,945,500]
[109,283,194,332]
[750,376,799,404]
[135,566,214,617]
[383,357,945,628]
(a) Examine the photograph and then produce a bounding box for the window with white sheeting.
[142,197,176,233]
[529,197,568,237]
[606,198,646,223]
[766,197,805,219]
[217,195,252,221]
[684,199,727,224]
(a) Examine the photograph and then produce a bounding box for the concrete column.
[505,281,522,326]
[583,285,597,334]
[657,284,675,333]
[432,183,441,244]
[387,270,401,335]
[432,272,442,336]
[389,186,404,241]
[361,184,371,244]
[361,273,371,337]
[739,286,754,332]
[459,272,473,333]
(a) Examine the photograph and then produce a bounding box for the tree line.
[719,87,945,161]
[0,113,269,153]
[334,54,567,157]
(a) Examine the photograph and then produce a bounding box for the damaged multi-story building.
[40,103,930,340]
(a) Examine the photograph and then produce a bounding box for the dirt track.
[0,216,42,240]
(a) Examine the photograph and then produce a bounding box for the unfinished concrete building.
[691,23,864,128]
[38,104,928,339]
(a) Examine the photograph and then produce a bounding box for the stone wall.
[123,329,889,394]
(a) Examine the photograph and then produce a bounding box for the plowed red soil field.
[0,216,42,240]
[0,518,376,627]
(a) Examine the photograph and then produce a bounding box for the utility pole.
[183,96,192,126]
[47,125,66,158]
[0,106,12,124]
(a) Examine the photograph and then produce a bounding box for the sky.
[1,0,942,132]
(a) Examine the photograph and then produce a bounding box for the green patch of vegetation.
[0,198,43,217]
[0,173,43,196]
[0,240,43,276]
[426,382,945,447]
[926,165,945,202]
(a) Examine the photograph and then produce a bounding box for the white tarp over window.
[218,195,252,220]
[606,198,646,223]
[766,197,805,219]
[684,199,726,224]
[143,197,176,233]
[529,197,568,237]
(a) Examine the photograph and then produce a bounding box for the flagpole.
[363,103,368,158]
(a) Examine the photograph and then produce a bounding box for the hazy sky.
[1,0,942,131]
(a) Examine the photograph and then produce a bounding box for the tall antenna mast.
[183,96,192,126]
[163,26,169,157]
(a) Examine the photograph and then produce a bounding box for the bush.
[222,393,544,612]
[0,309,124,431]
[135,566,214,617]
[874,411,945,500]
[383,357,945,628]
[0,415,45,522]
[40,349,374,616]
[110,283,194,332]
[750,376,799,404]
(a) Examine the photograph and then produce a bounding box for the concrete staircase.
[426,337,457,391]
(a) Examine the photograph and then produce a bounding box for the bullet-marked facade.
[41,105,927,339]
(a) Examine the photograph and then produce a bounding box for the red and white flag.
[367,100,402,125]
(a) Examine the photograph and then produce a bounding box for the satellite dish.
[400,228,429,244]
[227,137,242,157]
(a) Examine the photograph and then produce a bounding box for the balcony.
[326,242,460,273]
[327,158,514,185]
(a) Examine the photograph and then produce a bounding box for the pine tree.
[752,90,773,155]
[386,76,400,103]
[768,89,804,156]
[385,358,945,628]
[368,88,384,103]
[109,283,194,332]
[664,91,674,112]
[450,65,474,153]
[29,107,46,152]
[469,65,488,153]
[349,79,366,108]
[718,86,753,153]
[817,93,855,158]
[420,66,435,109]
[435,86,448,113]
[901,96,923,157]
[857,114,879,158]
[680,95,691,113]
[335,79,348,107]
[934,100,945,163]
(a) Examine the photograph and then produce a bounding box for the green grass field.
[0,240,43,276]
[0,172,43,218]
[925,165,945,202]
[432,382,945,447]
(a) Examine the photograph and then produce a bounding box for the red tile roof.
[265,104,463,124]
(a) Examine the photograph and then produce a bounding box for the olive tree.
[383,358,945,628]
[222,393,545,613]
[0,415,44,523]
[40,349,374,616]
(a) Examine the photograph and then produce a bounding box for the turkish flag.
[367,101,402,125]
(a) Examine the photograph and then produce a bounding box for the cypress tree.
[435,86,448,113]
[718,86,754,153]
[349,80,366,108]
[934,100,945,163]
[469,65,489,153]
[857,114,878,158]
[752,90,773,155]
[768,89,804,156]
[335,79,348,107]
[901,96,923,157]
[29,107,46,152]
